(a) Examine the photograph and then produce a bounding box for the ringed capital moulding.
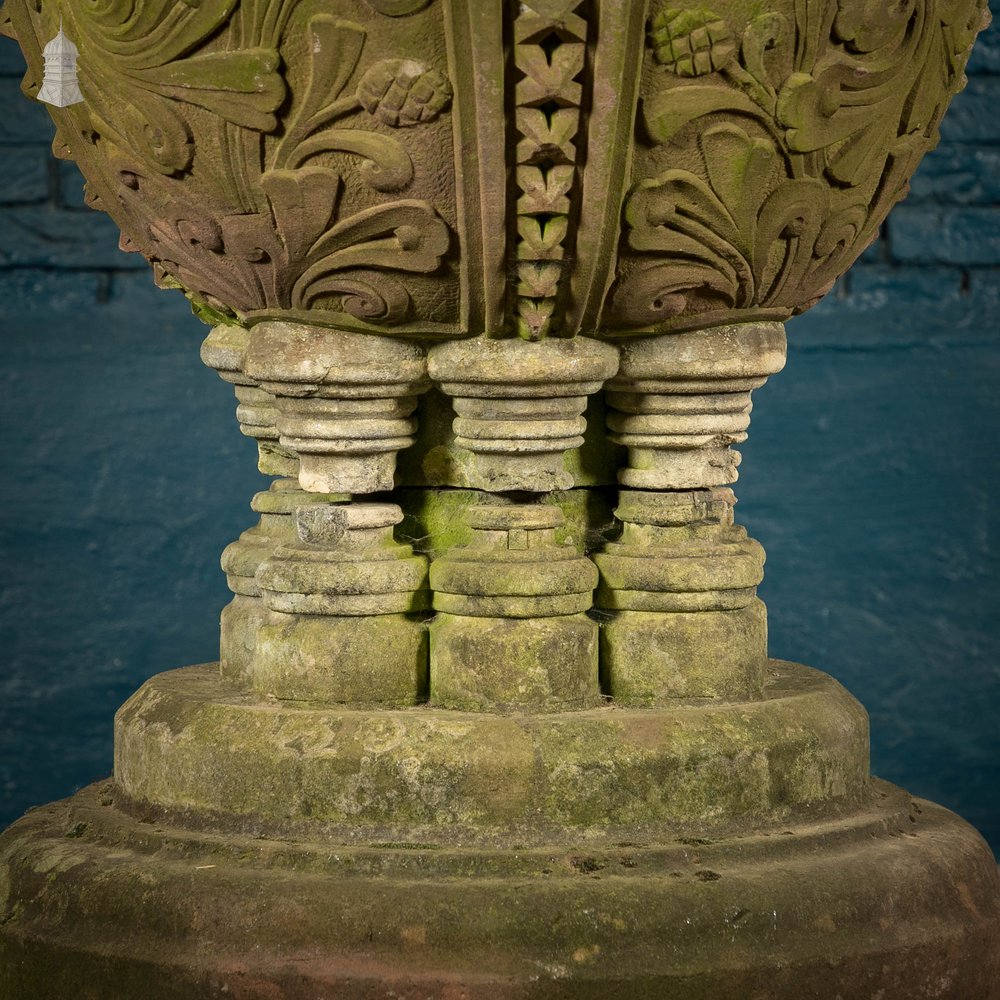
[1,1,998,998]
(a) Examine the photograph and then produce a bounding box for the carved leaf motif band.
[510,0,590,340]
[0,0,986,338]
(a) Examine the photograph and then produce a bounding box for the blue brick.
[908,145,1000,204]
[0,36,27,78]
[887,205,1000,265]
[0,268,104,310]
[968,265,1000,295]
[787,264,997,348]
[57,160,91,211]
[847,264,968,303]
[0,204,146,269]
[939,77,1000,144]
[0,145,50,203]
[0,85,54,144]
[964,2,1000,74]
[110,270,198,316]
[967,22,1000,75]
[857,231,889,265]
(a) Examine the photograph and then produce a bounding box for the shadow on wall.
[0,21,998,851]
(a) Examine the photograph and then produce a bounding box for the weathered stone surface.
[254,612,428,706]
[605,322,786,490]
[430,505,598,618]
[245,321,430,494]
[428,337,619,491]
[112,661,870,840]
[252,503,430,703]
[429,503,600,710]
[595,490,764,612]
[1,2,997,994]
[2,780,998,1000]
[430,613,599,714]
[219,479,348,682]
[595,488,768,701]
[258,503,429,616]
[600,603,768,704]
[399,389,624,489]
[218,594,265,685]
[2,0,985,334]
[200,324,296,477]
[395,485,616,559]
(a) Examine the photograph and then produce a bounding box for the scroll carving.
[606,0,988,332]
[1,0,986,340]
[6,1,456,332]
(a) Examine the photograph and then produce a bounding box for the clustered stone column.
[430,504,599,711]
[206,320,784,717]
[246,322,430,495]
[255,503,430,704]
[597,321,785,702]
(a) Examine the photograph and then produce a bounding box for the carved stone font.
[1,2,999,998]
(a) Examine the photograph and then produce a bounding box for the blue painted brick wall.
[1,14,998,851]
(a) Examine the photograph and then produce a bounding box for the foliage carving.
[21,1,454,330]
[2,0,987,337]
[609,0,989,329]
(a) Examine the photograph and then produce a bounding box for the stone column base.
[109,662,870,837]
[1,777,997,1000]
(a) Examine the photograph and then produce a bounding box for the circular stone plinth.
[113,661,870,843]
[0,781,997,999]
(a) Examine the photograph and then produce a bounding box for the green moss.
[396,486,615,559]
[113,662,870,837]
[188,295,240,328]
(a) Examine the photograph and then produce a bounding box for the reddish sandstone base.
[1,780,998,1000]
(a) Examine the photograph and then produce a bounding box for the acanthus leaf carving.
[118,155,448,326]
[63,0,285,174]
[611,122,867,323]
[41,2,457,330]
[610,0,987,331]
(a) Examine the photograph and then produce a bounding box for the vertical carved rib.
[568,0,649,336]
[509,0,591,340]
[443,0,508,335]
